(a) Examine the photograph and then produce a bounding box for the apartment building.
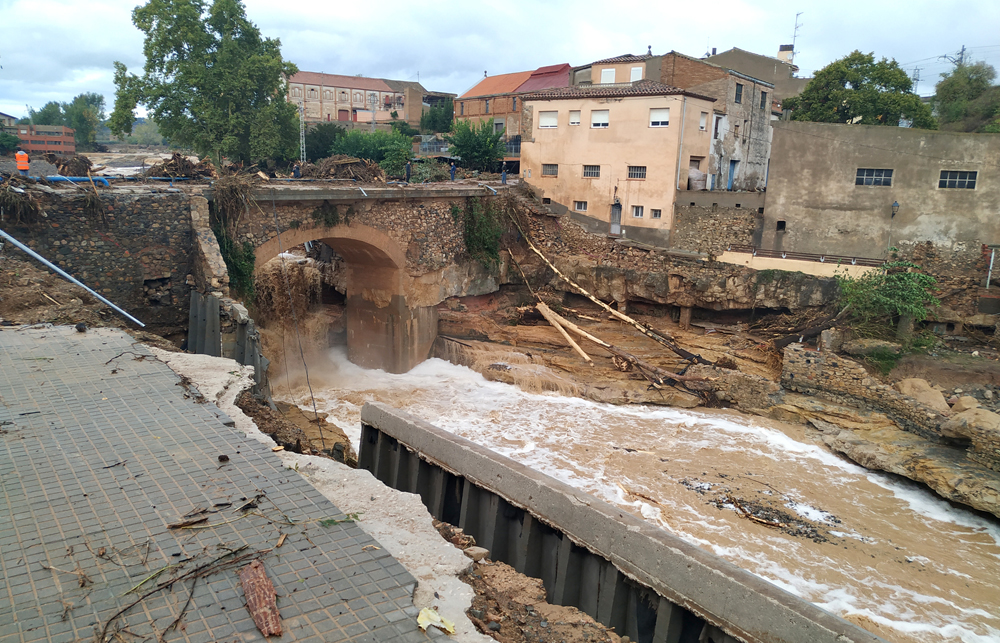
[521,80,715,246]
[286,72,453,129]
[2,124,76,155]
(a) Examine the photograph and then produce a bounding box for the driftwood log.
[536,301,593,365]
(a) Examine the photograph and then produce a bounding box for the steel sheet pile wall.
[359,402,886,643]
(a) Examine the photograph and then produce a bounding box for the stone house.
[286,71,453,129]
[705,47,811,102]
[660,52,774,192]
[520,80,715,246]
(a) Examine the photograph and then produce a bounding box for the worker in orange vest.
[15,147,30,176]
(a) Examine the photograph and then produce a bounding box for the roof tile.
[524,79,715,102]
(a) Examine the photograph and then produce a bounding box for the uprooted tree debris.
[42,153,99,177]
[143,152,218,179]
[299,155,386,182]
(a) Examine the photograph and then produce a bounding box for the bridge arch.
[253,223,406,271]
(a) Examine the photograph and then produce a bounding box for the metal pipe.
[480,183,497,195]
[358,187,368,197]
[45,176,110,187]
[0,227,145,327]
[988,248,996,289]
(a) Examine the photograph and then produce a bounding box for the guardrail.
[359,402,887,643]
[726,245,885,267]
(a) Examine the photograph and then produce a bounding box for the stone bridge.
[208,184,507,373]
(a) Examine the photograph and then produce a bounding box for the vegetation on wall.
[214,223,257,303]
[460,197,503,271]
[784,51,937,129]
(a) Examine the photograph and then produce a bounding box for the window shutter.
[630,67,642,82]
[600,69,615,84]
[539,111,558,128]
[649,108,669,126]
[569,110,581,125]
[591,110,609,127]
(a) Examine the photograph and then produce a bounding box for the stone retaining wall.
[669,205,761,257]
[781,344,947,441]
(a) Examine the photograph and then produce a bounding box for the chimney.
[777,45,794,63]
[712,47,717,56]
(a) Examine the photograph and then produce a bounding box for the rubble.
[300,155,386,182]
[143,152,218,178]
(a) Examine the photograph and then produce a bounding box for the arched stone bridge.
[208,184,507,373]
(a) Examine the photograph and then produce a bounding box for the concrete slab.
[0,326,438,643]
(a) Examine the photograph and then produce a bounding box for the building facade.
[705,47,810,102]
[2,124,76,155]
[762,121,1000,258]
[660,52,774,192]
[521,81,715,246]
[0,111,17,127]
[286,72,453,129]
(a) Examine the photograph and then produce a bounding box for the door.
[338,110,349,121]
[728,160,739,190]
[610,201,622,236]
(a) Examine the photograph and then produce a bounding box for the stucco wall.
[521,93,714,239]
[763,121,1000,258]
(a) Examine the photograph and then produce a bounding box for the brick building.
[286,72,453,129]
[2,124,76,155]
[705,47,811,102]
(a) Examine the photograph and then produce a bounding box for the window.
[713,115,722,139]
[485,99,490,114]
[628,165,647,179]
[651,209,662,219]
[539,111,558,128]
[460,102,464,115]
[760,91,768,110]
[939,170,977,189]
[601,68,615,84]
[855,168,893,186]
[569,110,581,125]
[591,110,609,128]
[699,112,707,130]
[630,66,642,82]
[649,108,669,127]
[632,205,644,218]
[512,97,517,110]
[494,121,505,134]
[574,201,588,212]
[776,221,786,232]
[542,164,558,177]
[583,165,600,178]
[734,83,743,104]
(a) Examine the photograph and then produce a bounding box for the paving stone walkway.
[0,326,441,643]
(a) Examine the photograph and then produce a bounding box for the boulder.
[939,408,1000,440]
[894,378,951,414]
[951,396,980,413]
[842,339,901,357]
[819,328,847,353]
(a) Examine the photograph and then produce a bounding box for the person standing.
[292,163,301,178]
[15,147,30,177]
[450,161,456,181]
[501,161,507,185]
[405,160,411,183]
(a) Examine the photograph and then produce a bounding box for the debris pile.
[143,152,217,179]
[42,153,96,177]
[300,155,385,182]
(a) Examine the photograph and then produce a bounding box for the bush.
[329,129,411,176]
[0,132,20,155]
[836,259,939,340]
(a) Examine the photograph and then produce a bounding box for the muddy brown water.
[273,347,1000,643]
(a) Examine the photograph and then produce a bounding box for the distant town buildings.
[520,80,715,246]
[286,72,454,130]
[2,123,76,155]
[0,111,18,127]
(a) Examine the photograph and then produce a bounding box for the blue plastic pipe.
[45,176,110,187]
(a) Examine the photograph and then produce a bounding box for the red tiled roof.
[524,79,715,102]
[288,72,393,93]
[515,64,571,93]
[459,70,534,99]
[591,53,652,65]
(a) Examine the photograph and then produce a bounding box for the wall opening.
[776,221,786,232]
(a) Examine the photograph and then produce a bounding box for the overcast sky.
[1,0,998,120]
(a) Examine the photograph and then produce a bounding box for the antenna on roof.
[647,45,652,56]
[484,71,488,78]
[791,12,803,64]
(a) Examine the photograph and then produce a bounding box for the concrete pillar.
[678,306,693,330]
[345,294,438,373]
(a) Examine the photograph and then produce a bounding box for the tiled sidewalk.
[0,326,440,642]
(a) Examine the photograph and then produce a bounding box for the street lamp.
[887,200,900,256]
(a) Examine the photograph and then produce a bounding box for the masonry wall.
[781,344,948,441]
[455,94,521,135]
[669,205,761,256]
[17,192,195,327]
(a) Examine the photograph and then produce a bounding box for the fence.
[727,245,886,267]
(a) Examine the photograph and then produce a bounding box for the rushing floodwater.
[277,348,1000,643]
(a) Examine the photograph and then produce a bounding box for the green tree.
[108,0,299,165]
[330,129,412,176]
[127,118,168,145]
[304,122,345,162]
[63,93,106,150]
[784,51,936,129]
[420,99,453,133]
[932,62,1000,132]
[29,102,66,126]
[389,112,419,137]
[836,260,939,338]
[445,118,504,172]
[0,131,21,154]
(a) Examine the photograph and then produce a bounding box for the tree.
[445,118,504,172]
[932,62,1000,132]
[330,129,411,176]
[420,99,453,133]
[0,132,21,154]
[836,259,939,338]
[108,0,299,165]
[784,51,937,129]
[389,112,419,137]
[127,118,168,145]
[304,122,345,162]
[29,102,65,126]
[63,93,106,150]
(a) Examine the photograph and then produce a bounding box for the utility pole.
[911,67,922,94]
[940,45,967,67]
[298,101,306,165]
[791,12,803,64]
[369,94,377,132]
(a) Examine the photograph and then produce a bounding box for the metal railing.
[504,135,521,156]
[726,244,886,267]
[418,141,449,154]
